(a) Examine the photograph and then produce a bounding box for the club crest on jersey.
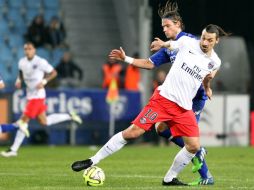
[140,117,146,124]
[208,61,215,69]
[166,48,179,64]
[33,65,38,70]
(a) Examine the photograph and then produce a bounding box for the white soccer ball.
[82,166,105,186]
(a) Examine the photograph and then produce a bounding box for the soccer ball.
[82,166,105,186]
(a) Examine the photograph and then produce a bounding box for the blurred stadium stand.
[0,0,142,88]
[0,0,64,86]
[61,0,122,87]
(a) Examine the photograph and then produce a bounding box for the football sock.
[91,132,127,165]
[198,159,213,179]
[158,129,212,179]
[157,128,185,148]
[164,147,195,182]
[158,129,171,139]
[10,129,26,152]
[171,137,185,148]
[46,113,71,126]
[195,148,212,178]
[0,123,18,133]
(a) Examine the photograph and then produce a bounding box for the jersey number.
[144,109,158,121]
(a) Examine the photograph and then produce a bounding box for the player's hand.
[206,88,213,100]
[36,82,45,89]
[150,37,165,52]
[109,47,126,61]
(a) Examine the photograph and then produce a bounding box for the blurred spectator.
[25,15,47,47]
[153,70,167,90]
[46,16,66,48]
[124,52,141,91]
[55,52,83,88]
[102,58,123,89]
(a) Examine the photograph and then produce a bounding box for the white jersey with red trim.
[18,55,54,100]
[159,36,221,110]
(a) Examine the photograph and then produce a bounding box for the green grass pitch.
[0,145,253,190]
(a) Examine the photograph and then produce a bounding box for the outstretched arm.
[150,37,173,51]
[109,47,154,70]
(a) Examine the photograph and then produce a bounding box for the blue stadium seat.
[0,20,10,35]
[25,8,40,24]
[8,8,23,22]
[0,35,7,45]
[8,34,24,48]
[10,59,19,77]
[16,47,24,59]
[0,46,13,60]
[0,46,15,83]
[8,8,26,31]
[0,60,7,72]
[44,9,58,23]
[0,0,6,8]
[43,0,59,9]
[8,0,24,9]
[0,66,13,84]
[12,18,27,34]
[37,47,51,61]
[25,0,42,9]
[52,48,65,66]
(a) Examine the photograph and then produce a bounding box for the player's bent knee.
[122,124,145,139]
[183,137,200,154]
[38,120,47,126]
[155,122,168,133]
[185,143,200,154]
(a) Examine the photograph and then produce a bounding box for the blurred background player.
[1,42,82,157]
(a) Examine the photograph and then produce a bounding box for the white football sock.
[164,146,195,182]
[207,170,213,178]
[46,113,71,126]
[10,129,26,152]
[91,132,127,165]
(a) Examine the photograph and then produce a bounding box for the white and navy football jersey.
[18,55,54,99]
[159,36,221,110]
